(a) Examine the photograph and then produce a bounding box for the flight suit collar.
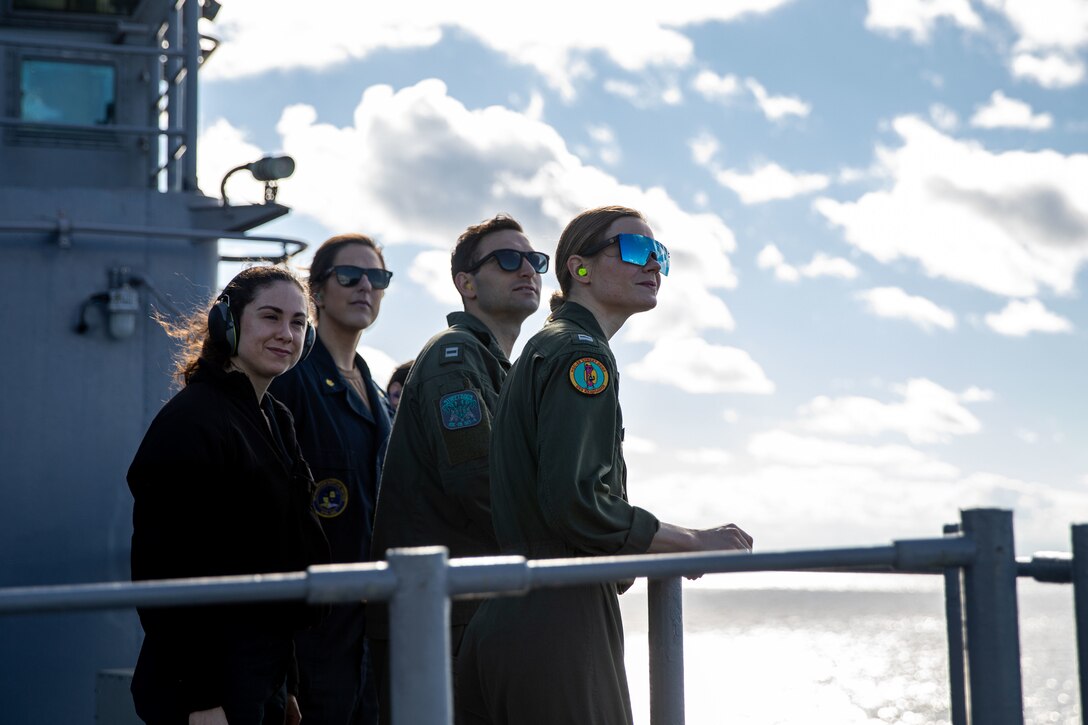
[446,310,510,367]
[547,301,607,343]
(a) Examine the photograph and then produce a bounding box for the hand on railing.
[188,706,228,725]
[694,524,753,553]
[648,522,753,554]
[286,694,302,725]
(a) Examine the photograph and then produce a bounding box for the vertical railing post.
[387,547,451,725]
[181,0,200,191]
[960,508,1023,725]
[942,523,968,725]
[1071,523,1088,725]
[647,577,685,725]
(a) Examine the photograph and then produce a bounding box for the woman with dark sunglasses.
[268,233,395,725]
[457,206,753,725]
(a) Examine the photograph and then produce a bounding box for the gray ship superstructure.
[0,2,297,722]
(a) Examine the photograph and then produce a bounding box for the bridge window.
[19,59,115,126]
[12,0,139,15]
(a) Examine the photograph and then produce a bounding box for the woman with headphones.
[456,206,753,725]
[267,233,394,725]
[128,265,330,725]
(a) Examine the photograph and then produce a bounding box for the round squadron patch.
[569,357,609,395]
[312,478,349,518]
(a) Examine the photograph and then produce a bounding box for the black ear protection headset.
[208,294,316,361]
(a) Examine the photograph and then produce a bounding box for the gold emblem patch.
[569,357,609,395]
[312,478,349,518]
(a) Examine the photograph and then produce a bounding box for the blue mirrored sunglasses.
[465,249,550,274]
[587,233,670,275]
[327,265,393,289]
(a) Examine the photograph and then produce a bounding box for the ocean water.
[619,574,1079,725]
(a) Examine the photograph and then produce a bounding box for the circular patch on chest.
[312,478,349,518]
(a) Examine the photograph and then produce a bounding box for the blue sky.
[199,0,1088,554]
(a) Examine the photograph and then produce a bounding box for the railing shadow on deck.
[0,508,1080,725]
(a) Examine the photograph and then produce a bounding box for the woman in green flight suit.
[456,205,754,725]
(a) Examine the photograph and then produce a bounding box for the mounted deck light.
[220,154,296,205]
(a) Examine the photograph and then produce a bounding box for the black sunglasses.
[324,265,394,290]
[465,249,550,274]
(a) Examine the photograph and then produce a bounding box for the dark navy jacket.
[128,359,330,719]
[269,337,393,564]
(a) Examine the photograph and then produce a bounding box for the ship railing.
[0,218,306,262]
[0,507,1079,725]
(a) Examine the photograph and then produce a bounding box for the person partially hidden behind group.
[384,360,412,411]
[128,265,330,725]
[456,205,754,725]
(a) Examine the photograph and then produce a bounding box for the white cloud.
[799,253,860,280]
[602,78,684,109]
[796,378,987,444]
[1015,428,1039,444]
[691,70,743,101]
[961,386,995,403]
[1010,51,1087,88]
[628,337,775,394]
[206,1,795,98]
[868,0,1088,88]
[856,286,956,331]
[197,119,267,204]
[756,243,799,282]
[929,103,959,131]
[814,116,1088,297]
[587,124,622,166]
[748,430,960,479]
[756,244,786,269]
[408,250,462,306]
[722,409,740,424]
[864,0,982,43]
[627,440,1088,553]
[238,80,736,343]
[984,298,1074,336]
[688,133,721,166]
[745,79,811,122]
[984,0,1088,54]
[713,162,830,204]
[758,245,858,282]
[676,447,734,466]
[970,91,1053,130]
[985,0,1088,87]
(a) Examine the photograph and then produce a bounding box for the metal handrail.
[0,509,1077,725]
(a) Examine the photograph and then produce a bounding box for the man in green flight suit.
[366,213,548,724]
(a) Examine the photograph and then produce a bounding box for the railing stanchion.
[648,577,685,725]
[388,547,452,725]
[961,508,1023,725]
[942,523,968,725]
[1071,524,1088,725]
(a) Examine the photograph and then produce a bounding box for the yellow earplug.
[577,267,588,277]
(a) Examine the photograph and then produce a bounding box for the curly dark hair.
[161,265,310,387]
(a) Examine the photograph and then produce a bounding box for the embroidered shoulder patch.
[569,357,609,395]
[440,390,483,429]
[312,478,349,518]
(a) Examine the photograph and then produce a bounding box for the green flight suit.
[457,302,660,725]
[367,311,510,723]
